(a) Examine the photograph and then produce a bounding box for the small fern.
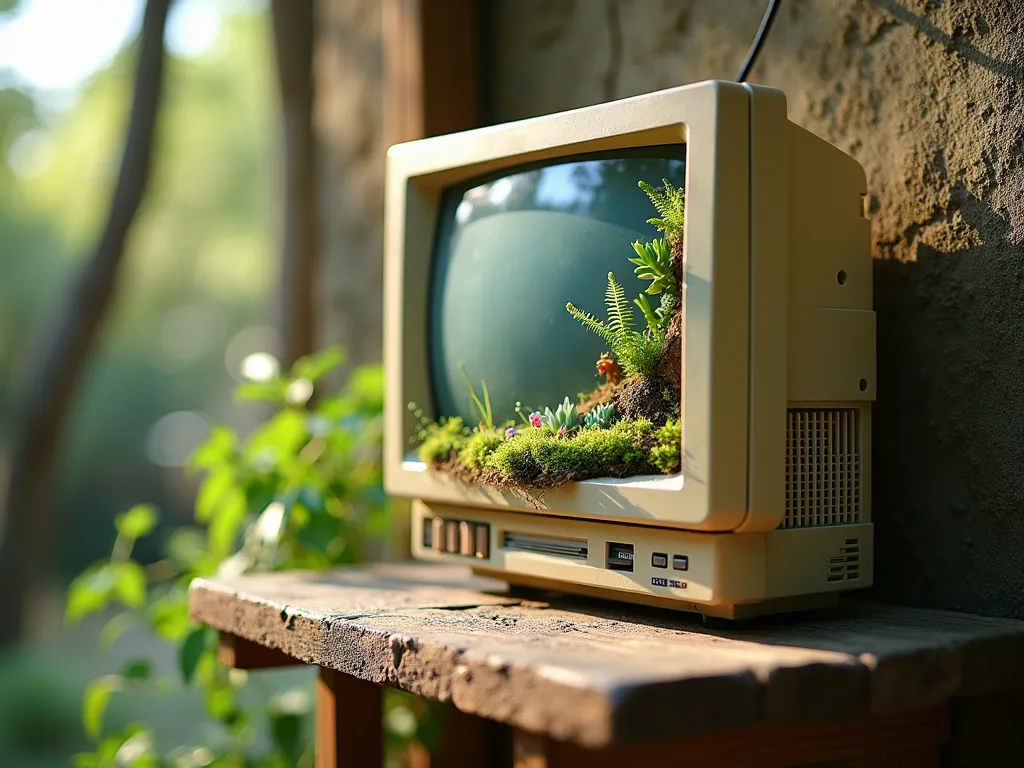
[639,179,685,242]
[567,271,664,379]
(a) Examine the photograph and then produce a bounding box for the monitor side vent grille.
[502,532,588,561]
[784,408,862,528]
[827,538,862,582]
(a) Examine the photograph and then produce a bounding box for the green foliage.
[650,418,682,474]
[457,364,495,429]
[584,403,617,429]
[415,415,470,465]
[638,178,686,242]
[485,417,658,485]
[67,348,435,767]
[540,396,580,434]
[566,272,664,378]
[460,428,506,470]
[629,238,674,296]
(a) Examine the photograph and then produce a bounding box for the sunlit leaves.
[66,560,147,623]
[115,503,158,540]
[180,625,211,685]
[82,675,121,739]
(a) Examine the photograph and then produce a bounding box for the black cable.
[735,0,781,83]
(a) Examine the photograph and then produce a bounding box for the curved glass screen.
[429,148,686,426]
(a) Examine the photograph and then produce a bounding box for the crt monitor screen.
[428,147,686,428]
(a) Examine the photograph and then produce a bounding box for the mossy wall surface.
[485,0,1024,619]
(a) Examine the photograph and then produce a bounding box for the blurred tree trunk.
[271,0,318,368]
[0,0,170,648]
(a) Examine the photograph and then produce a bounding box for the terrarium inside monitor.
[410,148,688,491]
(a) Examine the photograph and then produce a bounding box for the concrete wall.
[486,0,1024,618]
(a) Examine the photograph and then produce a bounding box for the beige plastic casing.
[383,79,874,536]
[411,501,874,619]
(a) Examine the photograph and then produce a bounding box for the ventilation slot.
[503,532,588,561]
[783,408,862,528]
[826,538,861,582]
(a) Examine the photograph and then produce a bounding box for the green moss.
[650,417,681,474]
[416,417,469,465]
[484,418,657,485]
[460,428,506,470]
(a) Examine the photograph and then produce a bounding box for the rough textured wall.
[314,0,385,369]
[488,0,1024,618]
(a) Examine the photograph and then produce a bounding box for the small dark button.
[652,553,668,569]
[423,517,434,549]
[459,522,474,556]
[672,555,689,571]
[431,518,445,551]
[607,542,634,572]
[445,521,459,553]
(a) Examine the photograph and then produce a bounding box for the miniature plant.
[540,396,579,435]
[584,403,617,429]
[639,178,685,242]
[566,272,664,378]
[415,415,469,465]
[629,238,674,296]
[457,364,494,429]
[650,417,681,474]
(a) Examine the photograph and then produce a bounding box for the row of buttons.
[651,552,688,571]
[423,517,489,559]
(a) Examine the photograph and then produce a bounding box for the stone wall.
[486,0,1024,618]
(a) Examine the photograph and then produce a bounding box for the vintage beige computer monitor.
[383,80,874,620]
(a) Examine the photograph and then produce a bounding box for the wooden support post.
[512,706,949,768]
[217,632,303,670]
[434,705,512,768]
[317,667,383,768]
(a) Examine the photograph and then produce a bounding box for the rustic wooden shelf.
[189,563,1024,767]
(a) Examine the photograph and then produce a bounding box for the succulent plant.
[540,396,579,435]
[584,403,617,429]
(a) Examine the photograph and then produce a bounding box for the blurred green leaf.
[99,612,138,648]
[110,561,147,609]
[291,346,346,382]
[66,564,114,624]
[205,682,238,724]
[180,625,209,685]
[236,379,287,403]
[121,658,153,681]
[82,675,120,740]
[196,467,235,523]
[189,426,238,471]
[206,486,246,558]
[147,593,191,643]
[114,503,158,540]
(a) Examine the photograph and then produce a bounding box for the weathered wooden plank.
[188,563,1024,748]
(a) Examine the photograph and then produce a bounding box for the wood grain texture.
[189,563,1024,748]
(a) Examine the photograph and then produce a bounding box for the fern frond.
[566,302,614,343]
[603,272,634,334]
[639,179,685,242]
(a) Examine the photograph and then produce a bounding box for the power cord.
[735,0,781,83]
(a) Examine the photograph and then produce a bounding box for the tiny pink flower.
[529,412,542,428]
[558,425,567,436]
[505,427,516,439]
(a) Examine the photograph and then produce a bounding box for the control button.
[445,521,459,553]
[672,555,689,571]
[423,517,434,549]
[607,542,634,572]
[652,552,668,569]
[459,522,474,555]
[651,577,668,587]
[474,523,490,558]
[431,518,445,551]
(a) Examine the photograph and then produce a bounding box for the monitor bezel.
[384,80,753,532]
